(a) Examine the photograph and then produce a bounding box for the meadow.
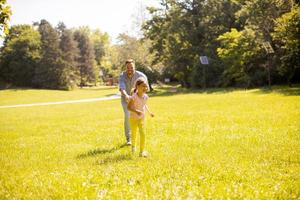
[0,86,299,199]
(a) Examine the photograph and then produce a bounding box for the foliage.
[143,0,299,87]
[0,0,11,36]
[143,0,241,87]
[32,20,64,89]
[59,26,80,89]
[217,28,265,87]
[272,6,300,85]
[74,29,97,86]
[91,29,109,67]
[0,22,110,89]
[0,25,41,86]
[110,33,160,88]
[1,0,299,89]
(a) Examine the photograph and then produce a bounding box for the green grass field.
[0,86,299,199]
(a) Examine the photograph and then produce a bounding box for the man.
[119,59,149,145]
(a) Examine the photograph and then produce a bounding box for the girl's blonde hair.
[131,77,147,95]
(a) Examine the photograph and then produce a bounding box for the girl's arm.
[145,104,154,117]
[127,99,143,115]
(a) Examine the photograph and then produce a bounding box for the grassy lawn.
[0,86,118,106]
[0,86,299,199]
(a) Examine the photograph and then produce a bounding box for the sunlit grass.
[0,86,299,199]
[0,86,118,106]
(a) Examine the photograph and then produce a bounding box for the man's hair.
[125,59,134,65]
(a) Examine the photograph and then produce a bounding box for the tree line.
[0,0,299,89]
[0,19,158,90]
[0,20,112,89]
[143,0,300,88]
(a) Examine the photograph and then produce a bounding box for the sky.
[5,0,160,43]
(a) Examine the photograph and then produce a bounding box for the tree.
[0,0,11,36]
[74,29,97,86]
[143,0,298,88]
[143,0,240,87]
[231,0,295,86]
[111,33,159,90]
[143,1,192,87]
[217,28,266,87]
[0,25,41,86]
[33,19,64,89]
[272,6,300,85]
[91,29,110,82]
[91,30,109,66]
[58,25,80,89]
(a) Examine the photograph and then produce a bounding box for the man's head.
[125,59,135,77]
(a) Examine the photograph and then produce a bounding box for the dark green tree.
[217,28,266,87]
[58,24,80,89]
[0,25,41,86]
[272,6,300,85]
[144,0,240,87]
[33,19,64,89]
[74,29,97,86]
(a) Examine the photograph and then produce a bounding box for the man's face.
[126,63,135,77]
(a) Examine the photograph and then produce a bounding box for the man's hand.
[120,89,130,103]
[150,112,155,117]
[125,94,130,103]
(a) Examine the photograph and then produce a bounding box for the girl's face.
[137,82,148,93]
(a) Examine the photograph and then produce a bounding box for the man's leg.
[121,99,131,143]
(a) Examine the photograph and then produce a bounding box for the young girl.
[127,77,154,157]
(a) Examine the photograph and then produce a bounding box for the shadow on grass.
[0,87,39,91]
[0,86,118,92]
[96,153,133,165]
[279,159,300,165]
[104,93,121,97]
[252,85,300,96]
[76,143,127,159]
[149,85,300,97]
[80,86,118,91]
[148,87,236,97]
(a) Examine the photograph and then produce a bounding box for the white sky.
[6,0,160,43]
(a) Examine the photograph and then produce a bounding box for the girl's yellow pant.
[129,118,145,152]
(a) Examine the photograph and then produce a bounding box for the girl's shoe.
[139,151,148,157]
[132,146,136,153]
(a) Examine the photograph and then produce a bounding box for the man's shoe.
[126,141,131,146]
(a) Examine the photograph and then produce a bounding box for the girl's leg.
[138,119,145,153]
[129,118,138,152]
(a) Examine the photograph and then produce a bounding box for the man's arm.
[120,88,129,98]
[139,72,150,92]
[119,73,130,102]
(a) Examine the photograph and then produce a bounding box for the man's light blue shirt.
[119,70,149,100]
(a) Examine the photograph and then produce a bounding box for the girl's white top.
[129,93,148,119]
